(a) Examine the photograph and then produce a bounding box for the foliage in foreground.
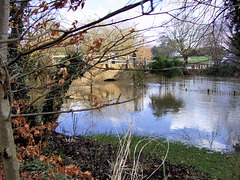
[4,120,239,180]
[148,53,183,78]
[0,117,93,179]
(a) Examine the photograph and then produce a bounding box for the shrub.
[148,53,183,78]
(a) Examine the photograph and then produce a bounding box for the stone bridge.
[81,56,150,83]
[52,55,149,83]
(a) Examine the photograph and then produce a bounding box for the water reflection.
[150,92,183,118]
[57,76,240,152]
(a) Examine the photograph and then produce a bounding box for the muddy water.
[56,76,240,152]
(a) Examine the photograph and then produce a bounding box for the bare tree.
[202,22,226,64]
[164,14,207,64]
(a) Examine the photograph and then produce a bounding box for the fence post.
[126,56,129,69]
[132,52,136,69]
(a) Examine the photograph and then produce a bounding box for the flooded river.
[56,76,240,152]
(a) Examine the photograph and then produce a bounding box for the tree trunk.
[0,90,20,180]
[183,54,188,65]
[0,0,20,179]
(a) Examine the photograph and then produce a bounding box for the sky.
[57,0,174,46]
[57,0,220,47]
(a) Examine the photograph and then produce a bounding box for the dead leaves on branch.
[47,63,71,88]
[93,38,103,50]
[30,0,85,16]
[32,8,38,15]
[10,117,94,179]
[84,53,94,62]
[39,1,48,12]
[57,67,68,85]
[56,32,86,47]
[84,38,104,62]
[54,0,86,11]
[87,38,104,52]
[65,60,71,65]
[57,67,68,77]
[89,97,102,111]
[130,28,135,33]
[12,99,30,115]
[68,0,85,11]
[11,1,87,53]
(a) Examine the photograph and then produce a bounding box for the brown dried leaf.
[58,79,65,86]
[32,8,38,14]
[130,28,135,33]
[58,67,66,75]
[84,171,94,180]
[39,155,45,162]
[18,14,22,18]
[43,20,47,28]
[62,72,68,79]
[42,4,48,12]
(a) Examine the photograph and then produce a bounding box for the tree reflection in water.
[149,93,183,118]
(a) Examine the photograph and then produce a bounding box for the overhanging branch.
[11,87,147,118]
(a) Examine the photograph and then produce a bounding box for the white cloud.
[107,0,117,3]
[110,117,122,127]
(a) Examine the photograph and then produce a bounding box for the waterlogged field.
[57,76,240,153]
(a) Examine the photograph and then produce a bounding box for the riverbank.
[20,131,240,179]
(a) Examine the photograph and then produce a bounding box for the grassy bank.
[177,56,212,64]
[92,134,240,179]
[20,132,240,179]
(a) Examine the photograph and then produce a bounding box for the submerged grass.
[92,134,240,180]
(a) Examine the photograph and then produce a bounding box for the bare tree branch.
[11,87,147,118]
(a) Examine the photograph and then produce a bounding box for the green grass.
[91,134,240,180]
[177,56,212,64]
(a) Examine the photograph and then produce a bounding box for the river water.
[56,76,240,152]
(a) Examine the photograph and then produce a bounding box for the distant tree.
[158,35,176,58]
[151,46,161,57]
[151,36,176,58]
[80,26,139,58]
[165,15,206,64]
[201,22,226,64]
[136,45,153,60]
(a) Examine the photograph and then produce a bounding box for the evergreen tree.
[225,0,240,58]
